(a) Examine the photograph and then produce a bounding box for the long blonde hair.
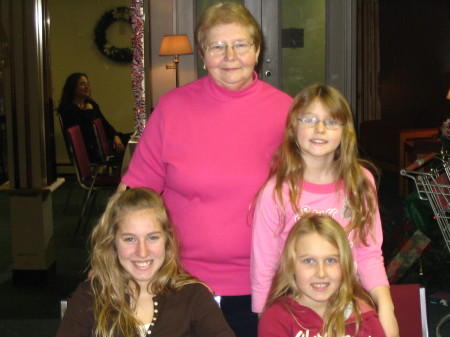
[271,84,378,245]
[89,188,200,337]
[265,214,374,337]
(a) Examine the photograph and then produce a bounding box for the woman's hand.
[370,285,399,337]
[113,135,125,153]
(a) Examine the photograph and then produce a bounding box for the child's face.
[294,232,342,317]
[296,99,343,163]
[115,209,166,290]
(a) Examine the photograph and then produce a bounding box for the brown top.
[56,280,236,337]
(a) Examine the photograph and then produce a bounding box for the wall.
[49,0,135,169]
[379,0,450,121]
[281,0,325,97]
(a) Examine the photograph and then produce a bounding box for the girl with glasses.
[251,84,398,337]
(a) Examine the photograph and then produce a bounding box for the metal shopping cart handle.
[403,152,437,172]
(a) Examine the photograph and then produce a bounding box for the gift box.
[386,229,431,284]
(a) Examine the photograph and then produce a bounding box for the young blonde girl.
[258,214,386,337]
[57,188,235,337]
[251,84,398,337]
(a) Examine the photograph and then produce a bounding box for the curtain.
[357,0,381,128]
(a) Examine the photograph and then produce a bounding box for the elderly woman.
[119,2,293,336]
[57,188,235,337]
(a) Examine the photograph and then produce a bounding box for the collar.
[203,71,262,102]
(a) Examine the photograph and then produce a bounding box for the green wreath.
[94,7,133,63]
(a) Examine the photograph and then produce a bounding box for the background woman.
[119,2,293,336]
[58,72,129,162]
[56,188,235,337]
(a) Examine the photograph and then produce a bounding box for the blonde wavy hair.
[265,214,374,337]
[271,84,379,245]
[89,188,200,337]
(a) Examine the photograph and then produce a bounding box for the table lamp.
[159,34,193,87]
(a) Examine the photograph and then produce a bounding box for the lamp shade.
[159,34,193,56]
[447,88,450,100]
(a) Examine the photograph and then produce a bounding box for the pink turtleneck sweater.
[122,73,293,296]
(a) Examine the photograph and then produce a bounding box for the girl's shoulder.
[165,282,212,302]
[262,175,278,191]
[257,176,289,204]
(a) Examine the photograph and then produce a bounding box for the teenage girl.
[57,188,235,337]
[258,214,386,337]
[251,84,398,337]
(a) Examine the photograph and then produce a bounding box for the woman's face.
[115,209,166,289]
[74,76,90,99]
[202,23,260,91]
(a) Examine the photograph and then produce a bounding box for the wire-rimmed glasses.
[297,117,343,130]
[204,41,255,56]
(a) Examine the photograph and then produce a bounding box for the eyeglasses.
[297,117,343,130]
[204,41,255,56]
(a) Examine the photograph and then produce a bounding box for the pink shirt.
[122,74,293,296]
[251,169,388,312]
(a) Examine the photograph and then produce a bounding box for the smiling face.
[74,75,90,100]
[294,232,342,317]
[202,23,260,91]
[296,99,343,164]
[115,209,166,289]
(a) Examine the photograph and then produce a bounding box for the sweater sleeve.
[121,104,166,192]
[251,182,283,313]
[56,281,95,337]
[190,284,236,337]
[353,170,389,291]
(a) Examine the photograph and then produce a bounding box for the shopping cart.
[400,152,450,337]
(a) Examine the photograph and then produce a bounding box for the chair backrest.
[390,284,429,337]
[66,125,93,182]
[58,114,75,165]
[92,118,111,160]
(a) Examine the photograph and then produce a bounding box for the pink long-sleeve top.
[251,168,388,312]
[122,73,293,296]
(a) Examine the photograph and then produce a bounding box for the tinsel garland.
[131,0,146,140]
